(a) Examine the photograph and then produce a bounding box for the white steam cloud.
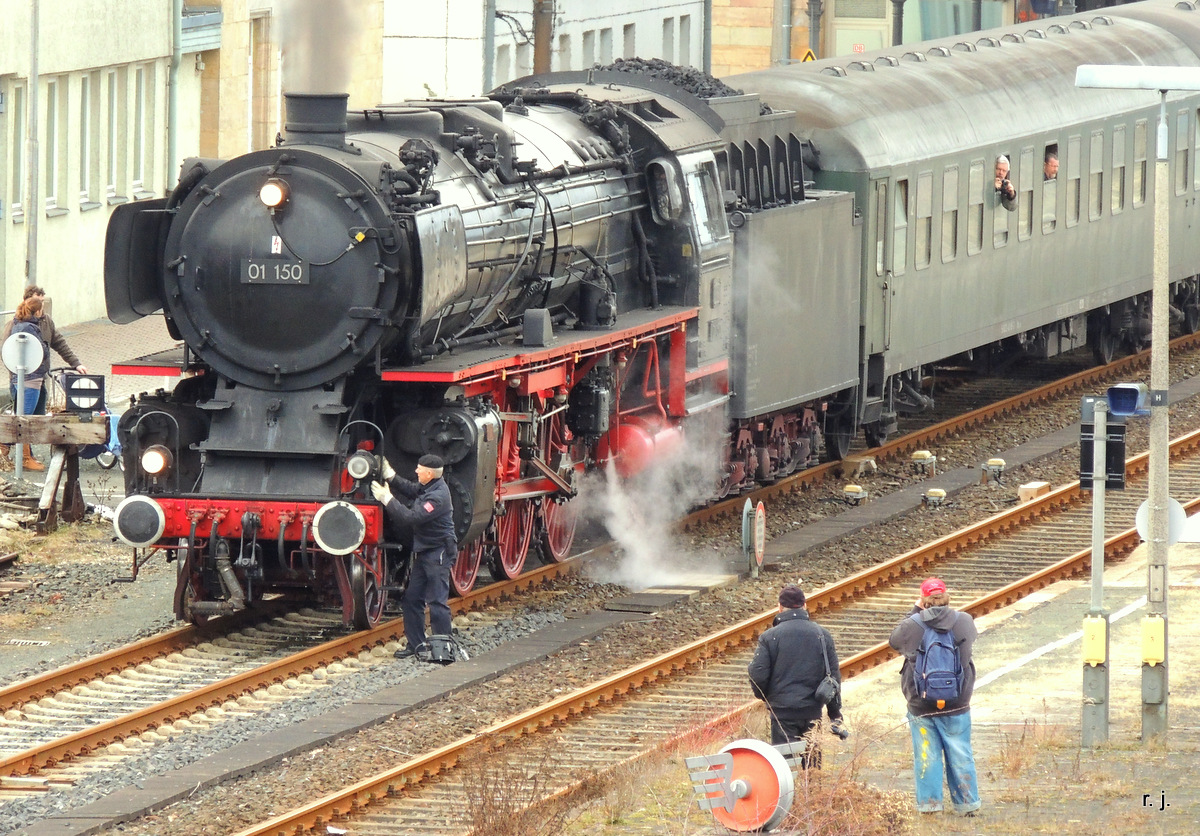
[578,420,730,591]
[280,0,366,94]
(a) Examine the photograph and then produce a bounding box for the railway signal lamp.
[1106,383,1151,417]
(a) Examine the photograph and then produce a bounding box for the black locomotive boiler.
[105,0,1200,628]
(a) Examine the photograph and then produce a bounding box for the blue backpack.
[910,614,964,708]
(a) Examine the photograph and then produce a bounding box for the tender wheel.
[349,550,385,629]
[822,415,853,462]
[538,496,579,563]
[451,538,485,596]
[492,498,535,580]
[1089,314,1117,365]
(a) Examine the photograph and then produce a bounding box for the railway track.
[691,332,1200,527]
[0,561,575,790]
[231,427,1200,836]
[1,336,1190,818]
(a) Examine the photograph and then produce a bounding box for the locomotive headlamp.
[259,178,289,209]
[345,450,377,482]
[140,444,174,476]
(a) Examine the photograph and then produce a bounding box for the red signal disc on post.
[710,738,794,832]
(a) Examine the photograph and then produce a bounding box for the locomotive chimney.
[283,92,349,148]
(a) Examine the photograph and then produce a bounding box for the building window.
[10,85,25,218]
[106,70,120,199]
[45,79,58,210]
[1133,121,1147,208]
[967,160,983,255]
[623,24,635,59]
[1067,135,1081,226]
[915,170,932,269]
[1042,142,1058,233]
[1089,130,1103,222]
[599,28,613,64]
[941,166,958,262]
[662,18,676,63]
[496,44,512,85]
[680,15,692,64]
[516,42,532,76]
[1176,110,1190,196]
[250,15,276,152]
[80,74,93,204]
[892,178,908,275]
[1111,125,1126,214]
[133,66,146,192]
[583,30,596,67]
[557,34,572,70]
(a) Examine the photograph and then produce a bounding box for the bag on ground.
[910,614,963,707]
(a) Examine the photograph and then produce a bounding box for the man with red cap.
[748,584,848,768]
[889,577,980,816]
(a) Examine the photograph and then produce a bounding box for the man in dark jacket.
[747,584,846,767]
[371,454,458,661]
[889,577,981,816]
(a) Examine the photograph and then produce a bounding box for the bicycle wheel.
[96,450,118,470]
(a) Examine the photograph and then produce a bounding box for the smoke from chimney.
[280,0,366,94]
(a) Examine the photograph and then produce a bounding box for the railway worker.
[1,286,89,470]
[888,577,981,817]
[747,584,847,769]
[994,155,1017,212]
[1043,151,1059,181]
[370,454,458,661]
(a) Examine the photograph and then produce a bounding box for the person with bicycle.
[2,286,88,469]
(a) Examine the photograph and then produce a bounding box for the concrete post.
[1143,95,1171,740]
[1082,399,1109,746]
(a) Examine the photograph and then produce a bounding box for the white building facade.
[0,1,208,324]
[385,1,707,101]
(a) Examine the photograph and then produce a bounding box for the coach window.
[1194,109,1200,190]
[874,181,887,275]
[1067,135,1081,226]
[1111,125,1126,214]
[893,178,908,276]
[993,154,1009,248]
[1133,120,1147,207]
[1018,147,1033,241]
[915,171,932,269]
[967,160,984,255]
[1089,130,1103,222]
[1042,142,1058,233]
[1176,110,1190,196]
[941,166,959,262]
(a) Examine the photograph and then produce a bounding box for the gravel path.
[4,346,1200,835]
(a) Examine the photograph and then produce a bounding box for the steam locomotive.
[106,0,1200,628]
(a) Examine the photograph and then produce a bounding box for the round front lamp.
[259,178,289,209]
[140,444,174,476]
[346,451,376,482]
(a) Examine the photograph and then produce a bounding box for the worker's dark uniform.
[380,474,457,651]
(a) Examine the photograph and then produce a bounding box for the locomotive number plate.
[241,258,308,285]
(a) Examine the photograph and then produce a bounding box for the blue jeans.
[9,384,41,417]
[907,711,981,814]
